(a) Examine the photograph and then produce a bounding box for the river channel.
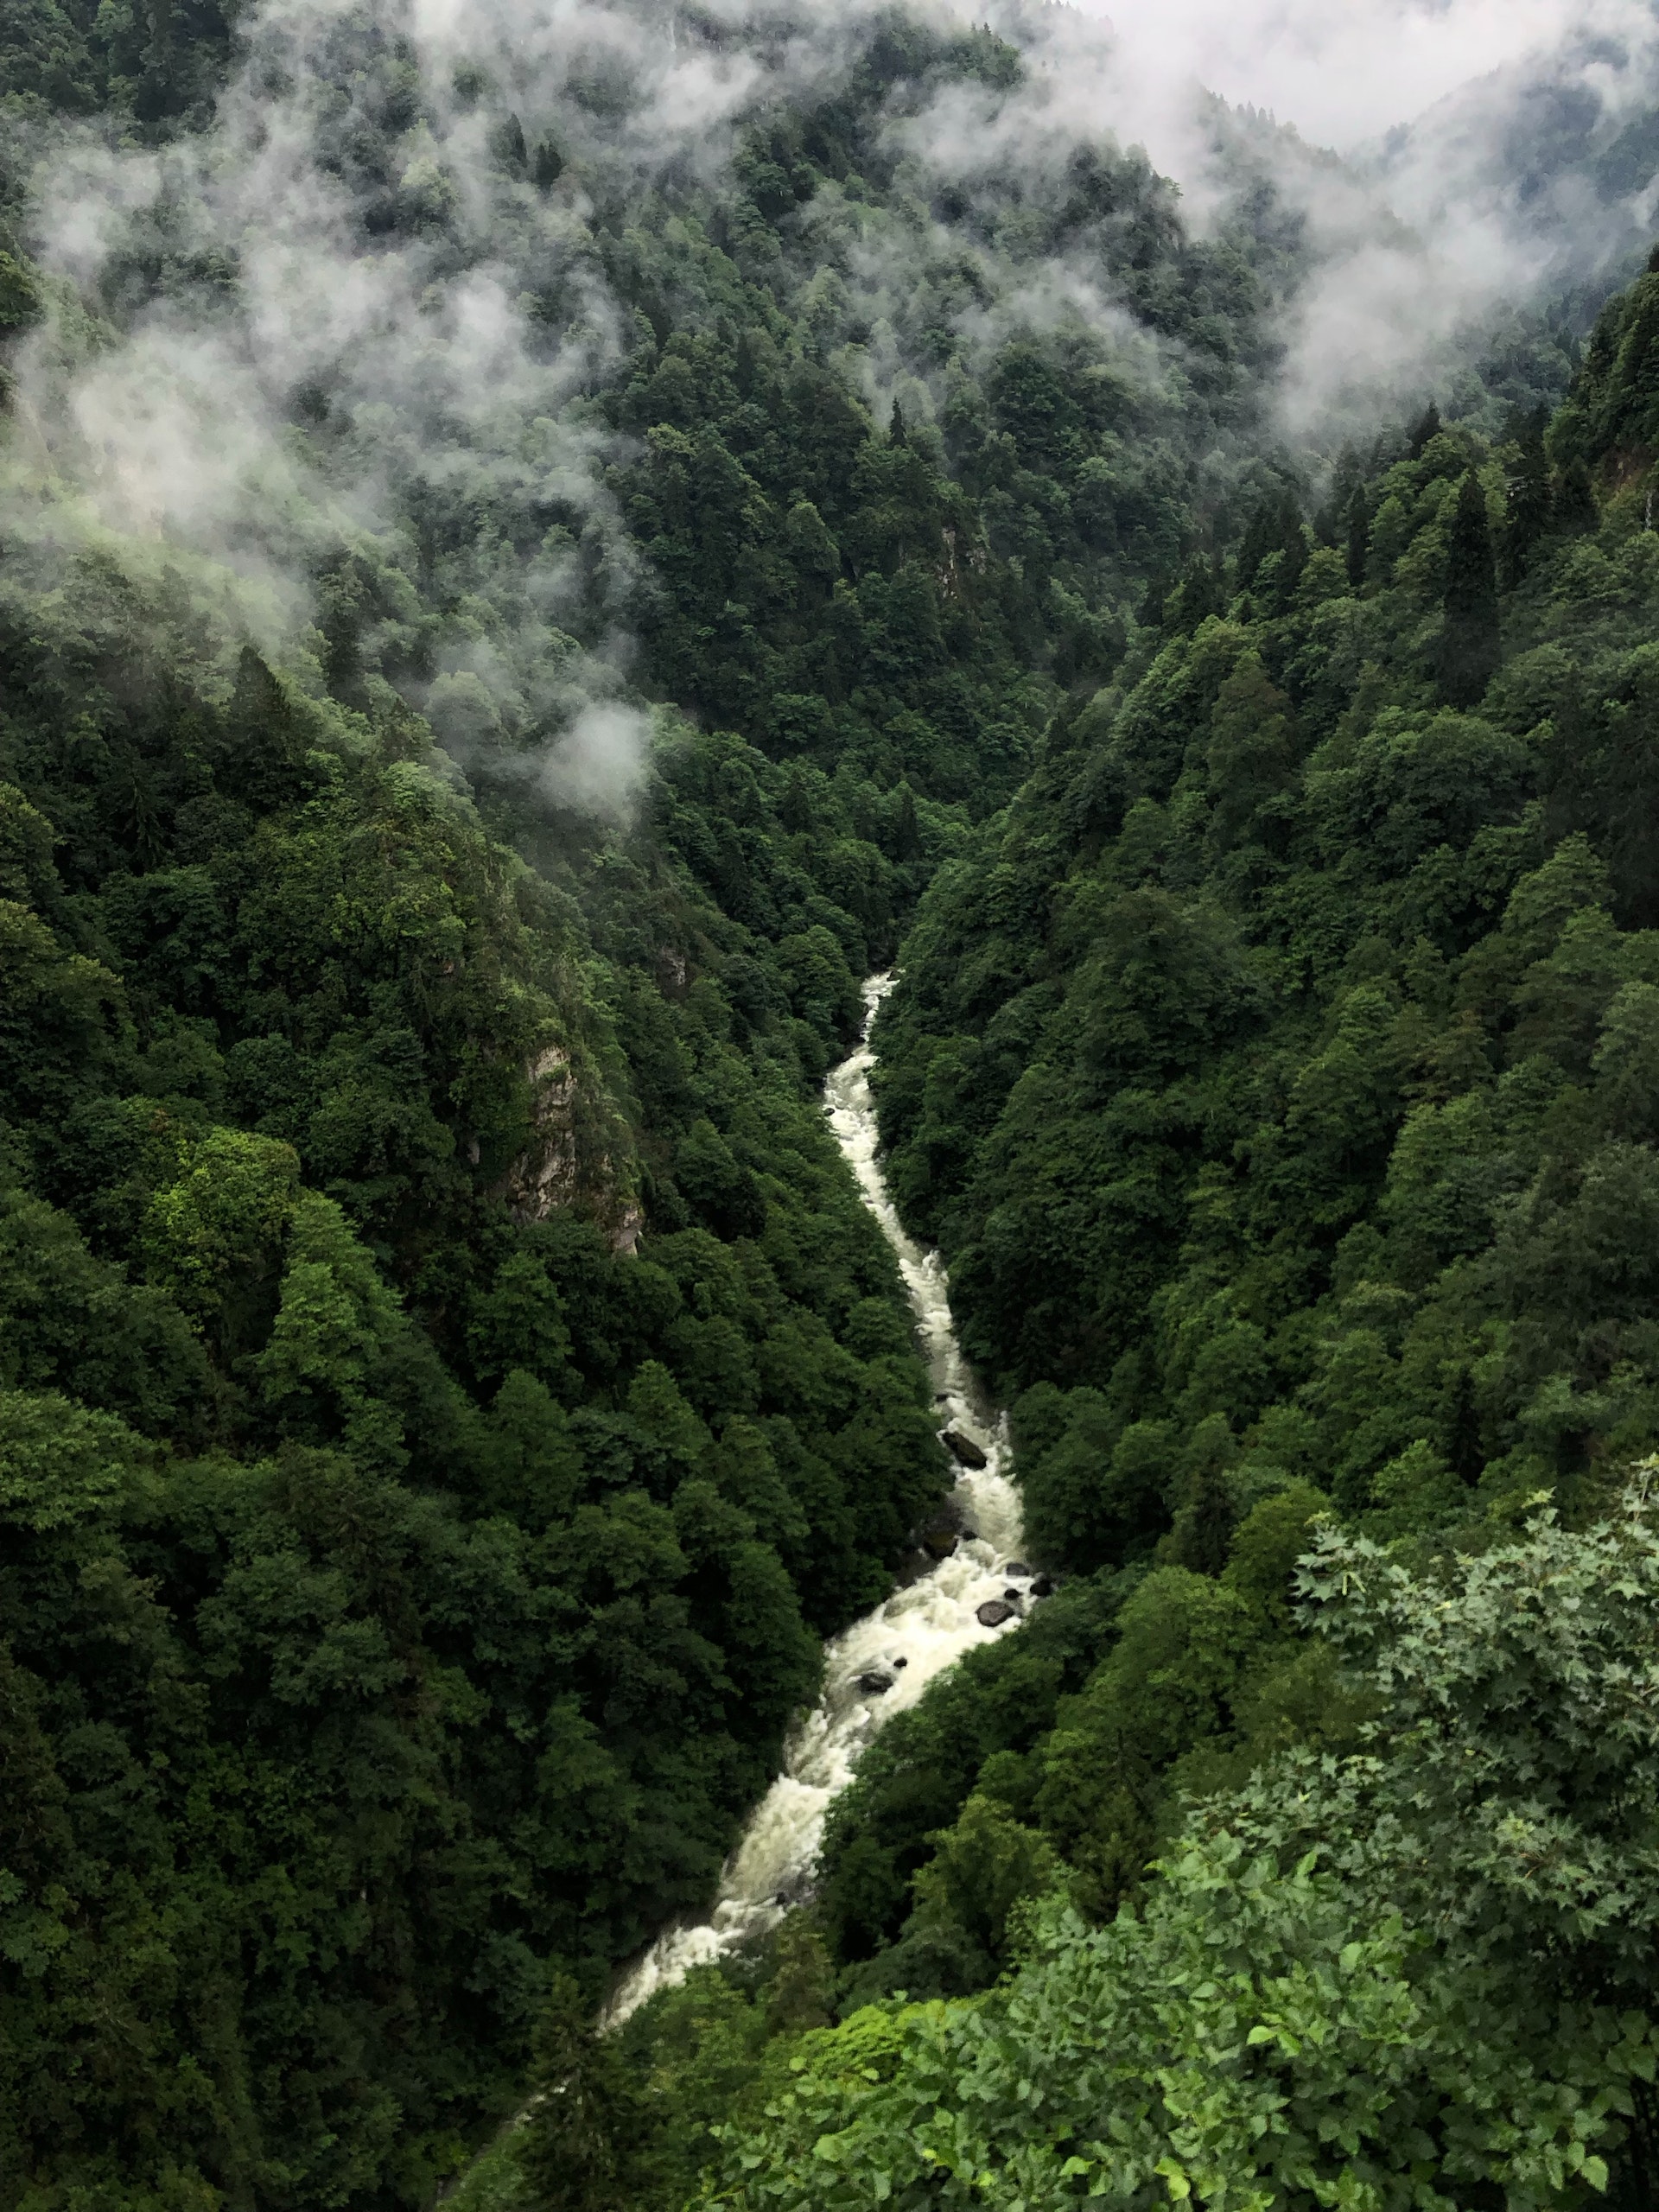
[604,973,1032,2025]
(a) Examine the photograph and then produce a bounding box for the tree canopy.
[5,0,1659,2206]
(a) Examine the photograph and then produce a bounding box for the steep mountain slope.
[713,243,1659,2212]
[10,2,1659,2209]
[0,3,1313,2206]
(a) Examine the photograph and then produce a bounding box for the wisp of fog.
[10,0,1659,798]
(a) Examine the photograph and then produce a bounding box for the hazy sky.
[1084,0,1645,149]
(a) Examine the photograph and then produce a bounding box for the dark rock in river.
[893,1656,908,1669]
[961,1528,979,1542]
[941,1428,988,1469]
[1003,1589,1022,1604]
[920,1526,958,1560]
[976,1599,1016,1628]
[1007,1561,1031,1578]
[857,1671,894,1694]
[1031,1574,1055,1598]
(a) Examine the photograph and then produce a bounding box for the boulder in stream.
[919,1524,958,1560]
[1007,1561,1031,1578]
[976,1599,1017,1628]
[941,1428,988,1470]
[857,1670,894,1694]
[1031,1574,1055,1598]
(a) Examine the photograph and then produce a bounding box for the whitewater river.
[605,973,1032,2025]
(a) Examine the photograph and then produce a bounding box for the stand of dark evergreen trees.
[5,1,1659,2208]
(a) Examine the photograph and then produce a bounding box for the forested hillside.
[0,0,1309,2202]
[6,0,1659,2207]
[458,253,1659,2212]
[724,248,1659,2212]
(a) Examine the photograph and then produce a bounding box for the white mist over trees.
[13,0,1659,804]
[8,1,1659,2207]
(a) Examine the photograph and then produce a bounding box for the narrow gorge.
[13,0,1659,2199]
[606,976,1035,2024]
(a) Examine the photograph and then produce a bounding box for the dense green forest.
[7,0,1659,2206]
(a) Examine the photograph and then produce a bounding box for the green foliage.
[705,1841,1633,2210]
[875,271,1659,1512]
[1438,469,1503,707]
[814,1573,1125,1986]
[663,244,1659,2202]
[515,1974,652,2212]
[0,385,951,2212]
[1275,1477,1659,1990]
[709,1487,1659,2209]
[908,1791,1059,1959]
[834,250,1659,2057]
[8,3,1659,2202]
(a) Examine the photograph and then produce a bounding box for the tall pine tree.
[515,1976,652,2212]
[1436,469,1500,709]
[1164,549,1222,634]
[1500,407,1552,588]
[1345,484,1370,589]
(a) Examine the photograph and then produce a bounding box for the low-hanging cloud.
[827,0,1659,454]
[1075,0,1656,162]
[1050,0,1659,435]
[7,0,780,817]
[537,700,656,818]
[12,0,1659,710]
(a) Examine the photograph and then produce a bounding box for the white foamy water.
[603,974,1031,2025]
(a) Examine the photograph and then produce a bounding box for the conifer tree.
[1408,399,1443,457]
[1274,506,1309,608]
[492,112,528,173]
[1555,456,1599,537]
[1236,495,1307,612]
[1345,483,1370,589]
[1436,469,1500,708]
[1163,1458,1236,1577]
[893,781,922,860]
[1236,495,1286,590]
[1164,550,1221,634]
[516,1975,652,2212]
[733,327,756,395]
[780,764,814,835]
[1500,406,1552,587]
[531,136,564,192]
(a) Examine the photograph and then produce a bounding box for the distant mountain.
[1371,10,1659,294]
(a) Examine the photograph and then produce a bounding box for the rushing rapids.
[604,974,1033,2024]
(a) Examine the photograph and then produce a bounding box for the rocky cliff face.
[499,1043,579,1223]
[499,1037,644,1253]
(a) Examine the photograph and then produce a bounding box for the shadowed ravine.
[602,974,1035,2027]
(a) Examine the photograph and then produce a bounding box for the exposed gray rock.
[941,1428,988,1470]
[608,1203,644,1257]
[976,1599,1016,1628]
[500,1042,578,1223]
